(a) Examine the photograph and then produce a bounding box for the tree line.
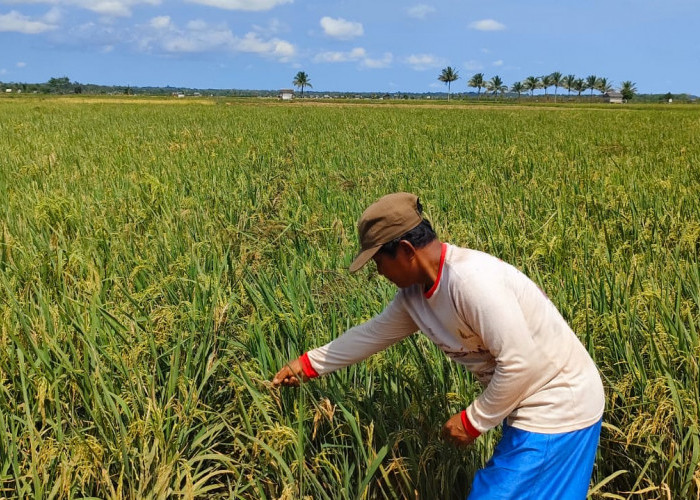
[0,76,259,97]
[1,73,692,103]
[290,70,688,103]
[438,67,638,101]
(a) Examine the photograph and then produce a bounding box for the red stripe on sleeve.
[299,352,320,379]
[460,410,481,438]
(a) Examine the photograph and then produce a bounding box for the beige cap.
[349,192,423,272]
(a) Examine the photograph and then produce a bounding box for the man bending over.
[273,192,605,499]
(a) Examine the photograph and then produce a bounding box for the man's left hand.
[441,412,476,447]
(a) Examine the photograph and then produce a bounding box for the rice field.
[0,96,698,499]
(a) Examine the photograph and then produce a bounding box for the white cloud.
[16,61,27,67]
[89,2,132,17]
[320,16,363,40]
[314,47,392,69]
[141,18,295,61]
[362,52,392,69]
[1,0,161,18]
[314,47,365,63]
[43,6,61,23]
[161,27,236,53]
[468,19,505,31]
[252,18,285,36]
[492,59,503,66]
[236,32,295,59]
[406,53,444,71]
[0,10,57,33]
[149,15,171,29]
[186,19,207,30]
[407,4,435,19]
[185,0,292,11]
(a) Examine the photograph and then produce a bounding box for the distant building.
[603,90,623,104]
[279,89,294,100]
[5,89,12,93]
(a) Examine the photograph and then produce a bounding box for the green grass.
[0,97,698,498]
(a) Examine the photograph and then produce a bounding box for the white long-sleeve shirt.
[303,243,605,434]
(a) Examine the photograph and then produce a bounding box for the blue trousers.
[467,419,602,500]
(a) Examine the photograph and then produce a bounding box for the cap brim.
[348,245,382,273]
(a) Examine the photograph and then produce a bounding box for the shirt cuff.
[461,410,481,438]
[299,352,320,378]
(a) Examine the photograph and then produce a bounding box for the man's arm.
[272,294,418,386]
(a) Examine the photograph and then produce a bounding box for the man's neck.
[415,239,444,292]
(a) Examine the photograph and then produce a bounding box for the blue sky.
[1,0,698,94]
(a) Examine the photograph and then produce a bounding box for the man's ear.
[398,240,417,261]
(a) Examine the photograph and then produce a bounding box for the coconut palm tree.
[585,75,598,96]
[620,80,637,101]
[563,74,576,96]
[293,71,312,97]
[549,71,563,102]
[596,77,613,94]
[523,75,540,97]
[511,81,524,100]
[541,74,554,98]
[573,78,586,97]
[487,75,507,100]
[438,66,459,101]
[468,72,485,100]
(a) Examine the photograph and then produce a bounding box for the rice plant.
[0,96,698,498]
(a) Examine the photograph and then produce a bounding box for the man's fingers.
[272,370,302,387]
[442,427,458,442]
[272,366,291,386]
[440,416,473,447]
[271,360,308,387]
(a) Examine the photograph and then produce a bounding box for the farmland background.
[0,96,698,499]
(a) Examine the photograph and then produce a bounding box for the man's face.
[372,248,415,288]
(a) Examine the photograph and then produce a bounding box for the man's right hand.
[272,358,307,387]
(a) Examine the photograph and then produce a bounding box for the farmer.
[272,192,605,499]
